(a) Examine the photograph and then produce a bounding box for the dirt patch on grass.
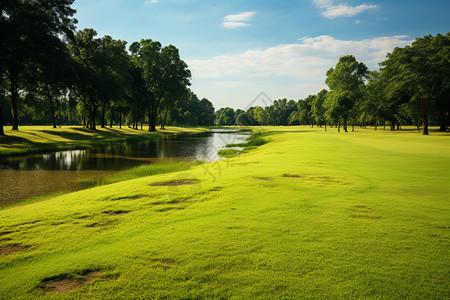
[43,270,102,294]
[282,174,304,178]
[150,179,200,186]
[350,214,382,220]
[254,177,273,181]
[105,210,129,216]
[0,245,30,256]
[347,206,373,213]
[156,206,186,212]
[108,195,146,201]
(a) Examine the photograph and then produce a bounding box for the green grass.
[0,126,449,299]
[78,160,205,186]
[0,125,210,156]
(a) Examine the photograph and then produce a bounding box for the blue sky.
[72,0,450,109]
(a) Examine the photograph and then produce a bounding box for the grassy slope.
[0,127,449,299]
[0,125,209,156]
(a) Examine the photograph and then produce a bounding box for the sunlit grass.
[78,160,205,186]
[0,126,449,298]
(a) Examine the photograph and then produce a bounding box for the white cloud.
[187,35,413,109]
[314,0,378,18]
[145,0,158,5]
[223,22,250,29]
[223,11,255,29]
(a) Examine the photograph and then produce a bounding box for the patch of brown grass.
[0,245,30,256]
[43,271,103,294]
[254,177,273,181]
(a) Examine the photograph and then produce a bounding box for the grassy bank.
[77,160,205,187]
[0,125,210,156]
[0,126,449,298]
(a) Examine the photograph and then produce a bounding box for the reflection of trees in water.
[0,132,250,171]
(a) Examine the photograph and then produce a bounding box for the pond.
[0,130,250,206]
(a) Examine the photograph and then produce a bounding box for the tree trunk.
[58,99,62,128]
[438,112,448,131]
[101,104,106,128]
[419,95,429,135]
[10,74,19,130]
[162,111,168,129]
[375,117,378,131]
[324,122,327,132]
[343,117,348,132]
[0,104,4,136]
[147,103,152,132]
[90,105,97,130]
[110,109,113,128]
[46,87,57,129]
[338,120,340,132]
[119,110,122,129]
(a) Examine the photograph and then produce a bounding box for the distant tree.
[288,111,299,125]
[236,112,253,126]
[312,89,328,131]
[325,55,368,132]
[215,107,235,126]
[254,106,268,125]
[298,95,315,126]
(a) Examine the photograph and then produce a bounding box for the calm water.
[0,130,249,206]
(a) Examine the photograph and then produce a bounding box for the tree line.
[215,33,449,135]
[0,0,215,136]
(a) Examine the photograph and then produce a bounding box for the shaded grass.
[0,126,449,298]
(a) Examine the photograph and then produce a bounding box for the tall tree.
[325,55,368,132]
[68,29,104,130]
[380,33,450,135]
[1,0,76,131]
[130,40,191,131]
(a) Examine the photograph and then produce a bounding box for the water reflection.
[0,130,250,206]
[0,131,250,171]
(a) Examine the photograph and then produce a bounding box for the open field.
[0,126,449,298]
[0,126,210,156]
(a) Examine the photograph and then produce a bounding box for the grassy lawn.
[0,125,210,156]
[0,126,449,298]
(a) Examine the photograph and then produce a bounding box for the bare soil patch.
[105,210,129,216]
[254,177,273,181]
[282,174,303,178]
[0,245,30,256]
[43,271,102,294]
[150,179,200,186]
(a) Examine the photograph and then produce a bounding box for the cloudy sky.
[72,0,450,109]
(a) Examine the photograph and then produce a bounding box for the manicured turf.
[0,125,209,156]
[0,126,449,299]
